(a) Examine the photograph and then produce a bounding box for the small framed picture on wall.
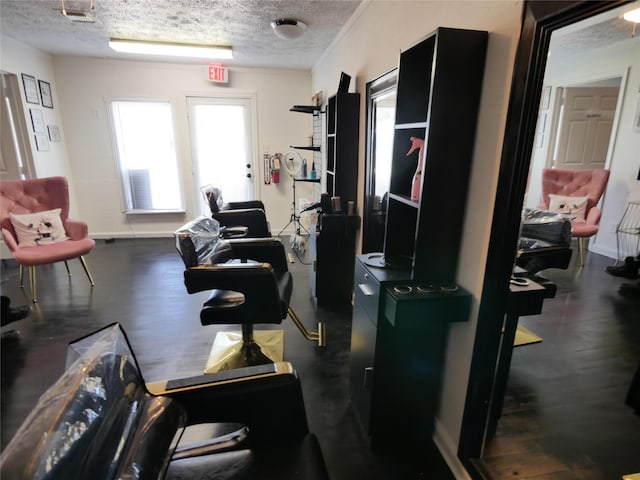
[48,125,61,142]
[21,74,40,105]
[35,134,49,152]
[29,108,46,134]
[38,80,53,108]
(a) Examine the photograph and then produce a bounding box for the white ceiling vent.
[59,0,95,23]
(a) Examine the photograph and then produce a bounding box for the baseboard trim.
[589,242,620,261]
[92,232,173,239]
[433,418,472,480]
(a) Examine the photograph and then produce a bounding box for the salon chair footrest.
[166,433,329,480]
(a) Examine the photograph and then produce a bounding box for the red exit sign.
[208,64,228,83]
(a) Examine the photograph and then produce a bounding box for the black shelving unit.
[349,27,488,458]
[326,92,360,212]
[383,27,488,282]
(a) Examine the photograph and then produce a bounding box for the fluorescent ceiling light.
[109,39,233,59]
[623,7,640,23]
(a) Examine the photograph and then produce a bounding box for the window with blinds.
[109,100,184,213]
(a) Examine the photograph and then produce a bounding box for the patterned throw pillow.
[548,194,588,222]
[9,208,69,246]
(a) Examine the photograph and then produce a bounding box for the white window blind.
[109,100,184,212]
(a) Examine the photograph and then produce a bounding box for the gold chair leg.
[287,307,326,347]
[29,266,37,303]
[578,238,586,267]
[17,258,93,302]
[78,256,95,286]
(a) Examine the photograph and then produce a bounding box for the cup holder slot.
[392,285,413,294]
[416,284,437,294]
[439,283,459,293]
[391,283,460,296]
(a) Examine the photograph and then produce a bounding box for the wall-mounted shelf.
[288,100,324,200]
[290,105,324,115]
[290,145,321,152]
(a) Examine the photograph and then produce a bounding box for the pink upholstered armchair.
[538,168,610,266]
[1,176,95,302]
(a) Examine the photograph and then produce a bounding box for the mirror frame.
[362,68,397,253]
[458,0,631,472]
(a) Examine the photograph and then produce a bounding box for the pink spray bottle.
[406,136,425,202]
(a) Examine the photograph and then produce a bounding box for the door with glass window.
[187,97,256,217]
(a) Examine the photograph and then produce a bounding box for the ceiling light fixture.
[623,7,640,23]
[270,19,307,40]
[60,0,95,23]
[109,39,233,60]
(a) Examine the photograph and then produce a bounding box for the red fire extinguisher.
[271,154,281,184]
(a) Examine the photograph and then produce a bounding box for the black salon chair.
[0,323,329,480]
[202,185,271,238]
[175,217,325,373]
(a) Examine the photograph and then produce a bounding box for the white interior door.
[1,73,35,180]
[187,96,256,217]
[553,86,618,170]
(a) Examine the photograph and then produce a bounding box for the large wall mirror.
[362,69,397,253]
[459,0,637,476]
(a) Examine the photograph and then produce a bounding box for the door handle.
[246,173,252,178]
[363,367,374,388]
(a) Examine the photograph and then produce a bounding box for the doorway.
[553,85,619,171]
[525,79,623,213]
[1,72,35,180]
[187,96,257,217]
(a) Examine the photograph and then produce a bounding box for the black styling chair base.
[204,327,284,373]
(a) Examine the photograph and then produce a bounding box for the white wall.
[312,1,523,476]
[49,57,316,237]
[1,36,317,238]
[526,36,640,260]
[0,36,77,209]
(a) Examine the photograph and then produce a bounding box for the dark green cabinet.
[350,255,471,450]
[310,213,359,304]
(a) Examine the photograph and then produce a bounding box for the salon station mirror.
[362,69,397,254]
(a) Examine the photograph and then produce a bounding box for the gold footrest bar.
[287,307,326,347]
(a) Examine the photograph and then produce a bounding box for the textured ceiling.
[1,1,638,69]
[0,0,363,68]
[550,2,640,58]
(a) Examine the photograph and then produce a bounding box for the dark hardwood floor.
[2,238,638,479]
[1,237,454,480]
[480,246,640,479]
